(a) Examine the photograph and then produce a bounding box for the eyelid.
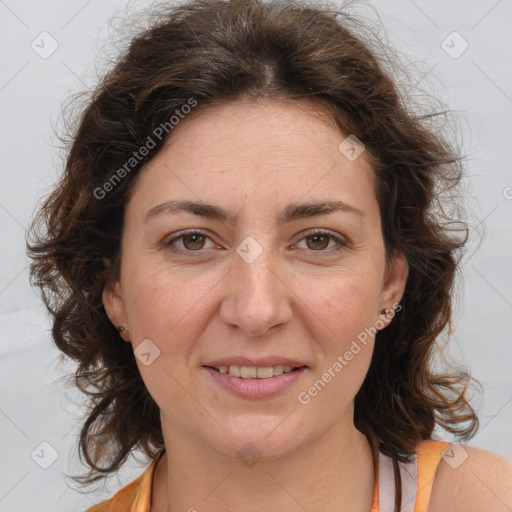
[162,228,348,256]
[294,228,348,253]
[163,228,217,248]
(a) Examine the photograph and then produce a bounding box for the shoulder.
[429,444,512,512]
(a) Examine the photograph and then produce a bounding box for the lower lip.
[203,366,307,399]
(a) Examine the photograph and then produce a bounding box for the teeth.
[217,365,297,379]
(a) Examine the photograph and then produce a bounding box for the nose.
[219,243,293,337]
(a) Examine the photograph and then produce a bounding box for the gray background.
[0,0,511,510]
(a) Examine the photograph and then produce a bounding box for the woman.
[27,0,512,510]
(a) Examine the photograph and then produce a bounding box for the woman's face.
[104,98,407,459]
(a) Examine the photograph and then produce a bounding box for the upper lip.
[203,357,308,368]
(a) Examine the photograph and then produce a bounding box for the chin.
[204,413,314,462]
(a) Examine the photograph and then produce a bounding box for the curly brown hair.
[27,0,480,502]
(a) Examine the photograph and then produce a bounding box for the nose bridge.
[220,233,292,336]
[236,236,277,291]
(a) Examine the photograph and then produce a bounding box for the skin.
[430,446,512,512]
[103,97,411,512]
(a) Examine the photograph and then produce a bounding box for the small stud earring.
[117,325,127,333]
[380,308,391,315]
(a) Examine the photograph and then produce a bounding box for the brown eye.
[305,234,331,251]
[181,233,206,250]
[295,229,347,256]
[164,229,216,254]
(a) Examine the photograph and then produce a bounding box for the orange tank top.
[85,438,452,512]
[368,436,451,512]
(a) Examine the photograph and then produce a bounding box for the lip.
[204,366,307,399]
[203,357,307,368]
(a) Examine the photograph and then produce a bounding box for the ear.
[377,252,408,327]
[102,280,130,342]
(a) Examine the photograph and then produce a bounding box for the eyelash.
[162,228,348,257]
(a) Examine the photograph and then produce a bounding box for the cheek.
[121,260,219,351]
[305,273,382,336]
[302,274,380,376]
[121,266,211,409]
[298,280,378,412]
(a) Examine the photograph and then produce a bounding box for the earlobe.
[102,281,130,341]
[378,253,409,326]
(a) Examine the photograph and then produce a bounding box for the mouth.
[204,364,307,379]
[203,364,308,398]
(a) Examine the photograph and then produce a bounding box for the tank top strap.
[413,440,452,511]
[368,434,451,512]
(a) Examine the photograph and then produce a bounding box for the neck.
[152,406,375,512]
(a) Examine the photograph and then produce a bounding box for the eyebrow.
[144,199,364,225]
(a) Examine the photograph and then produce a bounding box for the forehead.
[128,98,378,218]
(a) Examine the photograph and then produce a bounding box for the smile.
[208,364,305,379]
[203,365,308,399]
